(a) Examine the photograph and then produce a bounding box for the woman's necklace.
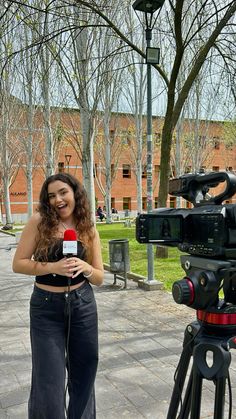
[60,221,74,230]
[61,222,68,230]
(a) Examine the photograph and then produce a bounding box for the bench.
[111,214,120,221]
[123,217,136,227]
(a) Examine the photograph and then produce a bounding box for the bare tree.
[72,0,236,206]
[221,120,236,170]
[3,0,236,211]
[0,4,24,224]
[40,4,107,217]
[122,8,147,214]
[16,13,41,218]
[36,2,59,177]
[0,96,23,224]
[171,62,226,183]
[95,25,124,222]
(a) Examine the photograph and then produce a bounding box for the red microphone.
[63,229,77,257]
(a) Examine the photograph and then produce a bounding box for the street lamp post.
[132,0,165,283]
[65,154,72,173]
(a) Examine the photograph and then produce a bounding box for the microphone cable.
[227,372,232,419]
[62,229,77,417]
[64,276,72,418]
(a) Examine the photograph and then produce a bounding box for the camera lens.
[172,278,194,305]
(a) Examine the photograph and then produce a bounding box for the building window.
[213,137,220,149]
[123,197,131,210]
[169,197,176,208]
[154,197,158,208]
[142,165,147,178]
[226,166,233,172]
[142,197,147,211]
[226,140,233,150]
[186,201,192,208]
[154,132,161,146]
[110,129,115,140]
[154,165,160,177]
[111,164,115,178]
[111,197,115,209]
[123,164,131,178]
[122,131,131,146]
[199,136,206,147]
[212,166,219,172]
[58,162,64,173]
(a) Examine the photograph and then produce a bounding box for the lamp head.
[132,0,165,13]
[65,154,72,163]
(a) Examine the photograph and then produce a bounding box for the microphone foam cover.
[63,229,77,241]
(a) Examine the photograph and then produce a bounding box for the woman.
[96,206,105,222]
[12,173,104,419]
[160,218,172,239]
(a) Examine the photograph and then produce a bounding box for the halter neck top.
[35,239,86,287]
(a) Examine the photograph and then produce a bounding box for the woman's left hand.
[66,257,91,279]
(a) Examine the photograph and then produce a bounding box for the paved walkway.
[0,232,236,418]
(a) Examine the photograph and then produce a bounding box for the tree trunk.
[3,178,12,224]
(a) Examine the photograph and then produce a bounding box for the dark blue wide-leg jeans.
[28,281,98,419]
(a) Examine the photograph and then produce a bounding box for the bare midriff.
[35,280,85,293]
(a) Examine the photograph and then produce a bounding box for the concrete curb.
[103,262,145,282]
[0,229,15,236]
[103,263,164,290]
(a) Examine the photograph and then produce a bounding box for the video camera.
[136,171,236,310]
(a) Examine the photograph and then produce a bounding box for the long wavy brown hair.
[34,173,94,262]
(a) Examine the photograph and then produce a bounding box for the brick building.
[1,106,236,222]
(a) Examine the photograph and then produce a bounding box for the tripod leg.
[192,340,231,419]
[190,370,203,419]
[177,369,193,419]
[214,376,227,419]
[167,323,199,419]
[166,344,192,418]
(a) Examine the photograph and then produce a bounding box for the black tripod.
[167,309,236,419]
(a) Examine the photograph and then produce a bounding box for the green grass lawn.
[97,222,186,291]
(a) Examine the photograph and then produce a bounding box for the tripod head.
[172,255,236,327]
[172,256,231,309]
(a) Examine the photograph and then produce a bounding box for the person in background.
[96,206,105,221]
[160,218,172,239]
[12,173,104,419]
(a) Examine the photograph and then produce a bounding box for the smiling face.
[47,180,76,221]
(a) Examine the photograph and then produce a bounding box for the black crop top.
[35,240,86,287]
